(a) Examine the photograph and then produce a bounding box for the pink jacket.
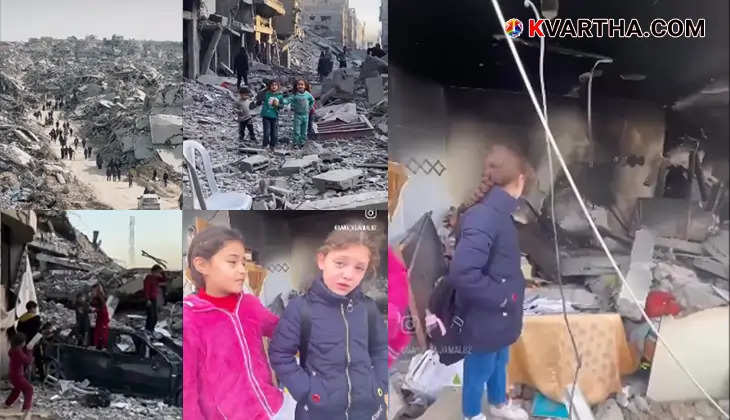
[183,293,283,420]
[388,246,411,367]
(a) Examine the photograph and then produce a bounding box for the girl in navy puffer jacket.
[270,223,388,420]
[449,144,533,420]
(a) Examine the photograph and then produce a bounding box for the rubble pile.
[0,37,182,209]
[24,382,182,420]
[183,30,388,209]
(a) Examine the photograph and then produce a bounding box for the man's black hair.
[239,86,252,95]
[151,264,163,272]
[26,301,38,311]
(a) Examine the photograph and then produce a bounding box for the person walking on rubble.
[68,147,75,161]
[106,166,112,181]
[128,172,133,188]
[16,301,45,382]
[144,265,166,334]
[74,137,79,150]
[152,169,158,182]
[447,143,532,420]
[234,46,250,89]
[163,172,169,187]
[74,292,91,347]
[91,284,109,350]
[4,332,34,419]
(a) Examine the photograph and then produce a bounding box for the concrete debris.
[0,36,182,209]
[279,155,319,175]
[365,76,385,105]
[617,229,655,321]
[653,262,726,314]
[594,398,625,420]
[149,114,183,145]
[703,228,729,266]
[315,102,359,123]
[182,26,387,209]
[240,155,270,172]
[560,253,629,276]
[312,168,364,192]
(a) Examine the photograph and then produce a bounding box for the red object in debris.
[645,291,681,318]
[512,293,517,302]
[311,394,321,403]
[221,81,232,89]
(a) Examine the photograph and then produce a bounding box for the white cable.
[489,0,729,417]
[524,1,581,417]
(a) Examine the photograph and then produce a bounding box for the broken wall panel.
[647,307,730,402]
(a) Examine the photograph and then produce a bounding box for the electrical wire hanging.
[523,1,582,417]
[489,0,729,417]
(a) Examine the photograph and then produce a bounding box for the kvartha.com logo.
[505,18,705,39]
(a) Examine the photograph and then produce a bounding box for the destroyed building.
[184,0,286,81]
[300,0,350,46]
[388,1,729,419]
[183,19,388,210]
[273,0,304,40]
[0,210,183,418]
[0,37,183,210]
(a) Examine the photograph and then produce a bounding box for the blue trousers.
[462,347,509,417]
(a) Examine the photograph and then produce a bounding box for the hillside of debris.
[183,27,388,209]
[0,37,182,209]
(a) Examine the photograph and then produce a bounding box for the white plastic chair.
[183,140,253,210]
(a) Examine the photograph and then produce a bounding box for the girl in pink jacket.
[184,226,290,420]
[388,246,411,368]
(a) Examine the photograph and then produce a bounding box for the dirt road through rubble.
[42,110,180,209]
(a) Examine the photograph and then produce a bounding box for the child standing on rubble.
[290,79,315,148]
[269,223,388,420]
[259,80,290,152]
[4,332,33,419]
[91,284,109,350]
[237,87,257,144]
[184,226,296,420]
[448,143,533,420]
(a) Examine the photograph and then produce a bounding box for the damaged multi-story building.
[184,0,286,79]
[301,0,361,48]
[0,211,37,376]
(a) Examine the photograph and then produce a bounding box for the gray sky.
[0,0,181,42]
[68,211,182,270]
[349,0,383,43]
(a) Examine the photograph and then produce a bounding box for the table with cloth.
[507,313,640,405]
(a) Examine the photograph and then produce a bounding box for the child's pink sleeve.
[251,295,280,338]
[183,310,204,419]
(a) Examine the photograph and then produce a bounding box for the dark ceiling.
[390,0,728,107]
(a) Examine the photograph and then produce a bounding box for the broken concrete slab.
[312,169,364,192]
[654,237,705,255]
[617,229,655,319]
[365,76,385,105]
[359,55,388,80]
[149,114,183,145]
[240,155,270,172]
[279,154,319,175]
[703,229,729,266]
[693,258,730,279]
[633,198,716,242]
[0,143,32,166]
[647,307,729,403]
[314,115,375,140]
[331,68,356,94]
[294,190,387,210]
[315,102,358,123]
[560,254,629,277]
